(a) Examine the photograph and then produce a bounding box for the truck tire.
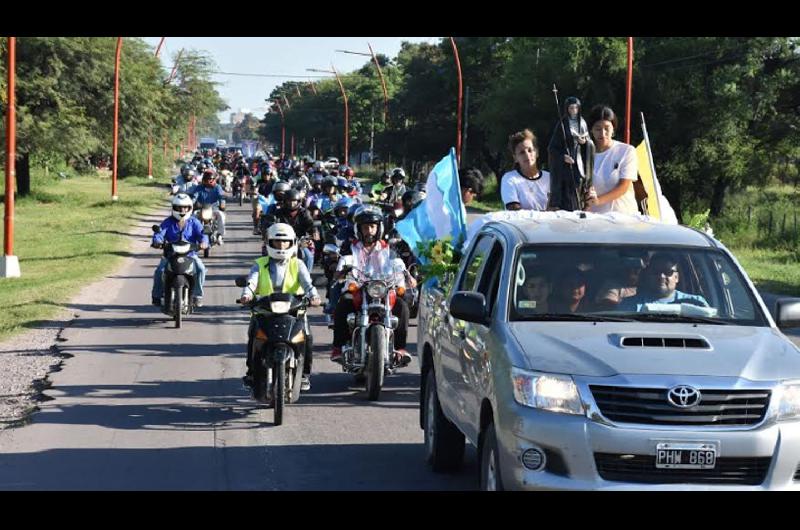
[424,369,465,472]
[479,423,504,491]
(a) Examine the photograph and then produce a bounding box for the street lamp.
[307,66,349,165]
[450,37,463,164]
[336,44,389,124]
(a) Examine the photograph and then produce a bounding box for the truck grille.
[589,386,770,426]
[595,454,771,485]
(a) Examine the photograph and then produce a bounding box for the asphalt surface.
[0,197,477,490]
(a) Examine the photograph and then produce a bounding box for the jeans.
[299,246,314,272]
[324,281,343,314]
[333,295,409,349]
[215,210,226,236]
[152,255,207,299]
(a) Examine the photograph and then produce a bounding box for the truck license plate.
[655,443,717,469]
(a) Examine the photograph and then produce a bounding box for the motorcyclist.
[315,177,341,215]
[252,171,275,234]
[187,169,227,244]
[380,167,407,205]
[371,171,392,200]
[342,167,362,195]
[151,193,209,308]
[263,189,316,271]
[330,206,415,366]
[257,180,291,232]
[239,223,322,391]
[173,164,196,194]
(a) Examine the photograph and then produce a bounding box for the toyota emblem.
[667,385,701,408]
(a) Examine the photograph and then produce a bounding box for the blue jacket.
[152,216,209,257]
[619,289,710,312]
[188,184,227,206]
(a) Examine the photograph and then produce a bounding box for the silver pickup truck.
[417,212,800,490]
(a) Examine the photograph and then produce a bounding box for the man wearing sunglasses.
[619,253,709,312]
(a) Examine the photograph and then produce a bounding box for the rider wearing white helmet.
[151,193,209,307]
[239,223,321,390]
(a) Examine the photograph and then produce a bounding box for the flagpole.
[625,37,634,144]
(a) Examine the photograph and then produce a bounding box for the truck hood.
[508,322,800,380]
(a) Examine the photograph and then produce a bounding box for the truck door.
[441,235,495,428]
[460,240,504,435]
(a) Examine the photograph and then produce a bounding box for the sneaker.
[330,347,343,364]
[394,349,412,367]
[252,228,261,235]
[152,297,161,307]
[192,296,203,308]
[217,236,224,246]
[301,375,311,391]
[242,374,253,387]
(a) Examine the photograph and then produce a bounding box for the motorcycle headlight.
[201,209,213,221]
[511,368,583,415]
[270,301,291,314]
[172,242,191,254]
[366,281,388,299]
[778,383,800,421]
[290,329,305,344]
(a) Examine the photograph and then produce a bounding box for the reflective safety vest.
[255,256,304,297]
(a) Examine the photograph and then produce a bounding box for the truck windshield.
[510,245,767,326]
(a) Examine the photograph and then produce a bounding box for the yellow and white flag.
[636,141,678,224]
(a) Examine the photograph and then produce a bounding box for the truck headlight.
[511,368,583,415]
[778,383,800,421]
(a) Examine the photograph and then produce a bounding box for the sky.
[142,37,438,123]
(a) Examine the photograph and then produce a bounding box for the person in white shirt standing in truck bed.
[500,129,551,211]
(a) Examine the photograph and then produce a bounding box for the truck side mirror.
[450,292,488,325]
[776,298,800,329]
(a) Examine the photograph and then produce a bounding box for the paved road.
[0,198,477,490]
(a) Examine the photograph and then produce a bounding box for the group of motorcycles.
[160,151,423,424]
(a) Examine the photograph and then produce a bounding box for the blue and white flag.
[396,148,467,257]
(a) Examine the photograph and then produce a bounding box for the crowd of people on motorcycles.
[152,147,457,404]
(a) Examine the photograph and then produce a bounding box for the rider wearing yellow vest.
[239,223,321,390]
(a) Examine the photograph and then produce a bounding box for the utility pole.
[2,37,20,278]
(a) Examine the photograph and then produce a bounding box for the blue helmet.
[334,196,354,216]
[336,176,348,189]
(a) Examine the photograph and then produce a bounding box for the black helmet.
[390,167,406,181]
[321,176,337,191]
[401,190,424,212]
[273,181,291,201]
[354,205,384,244]
[283,189,302,211]
[180,164,193,177]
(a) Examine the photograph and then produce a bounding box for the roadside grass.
[710,185,800,297]
[0,170,170,341]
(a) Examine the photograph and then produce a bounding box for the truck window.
[476,242,504,315]
[457,235,494,293]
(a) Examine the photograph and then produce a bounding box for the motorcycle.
[195,203,221,258]
[151,225,197,328]
[232,174,248,206]
[340,267,406,401]
[235,280,312,426]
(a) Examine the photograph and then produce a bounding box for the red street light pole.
[450,37,463,164]
[155,37,166,58]
[272,100,286,156]
[2,37,20,278]
[307,66,349,165]
[336,45,389,124]
[625,37,634,144]
[112,37,122,201]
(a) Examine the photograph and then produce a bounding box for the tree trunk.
[709,176,729,217]
[16,152,31,197]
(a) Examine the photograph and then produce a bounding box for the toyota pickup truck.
[417,211,800,490]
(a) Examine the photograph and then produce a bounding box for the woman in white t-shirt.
[584,105,639,215]
[500,129,551,211]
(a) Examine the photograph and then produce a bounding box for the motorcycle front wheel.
[366,325,386,401]
[273,360,286,425]
[173,277,184,328]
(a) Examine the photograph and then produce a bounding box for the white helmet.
[171,193,193,221]
[266,223,297,261]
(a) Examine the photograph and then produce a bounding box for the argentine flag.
[396,148,467,258]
